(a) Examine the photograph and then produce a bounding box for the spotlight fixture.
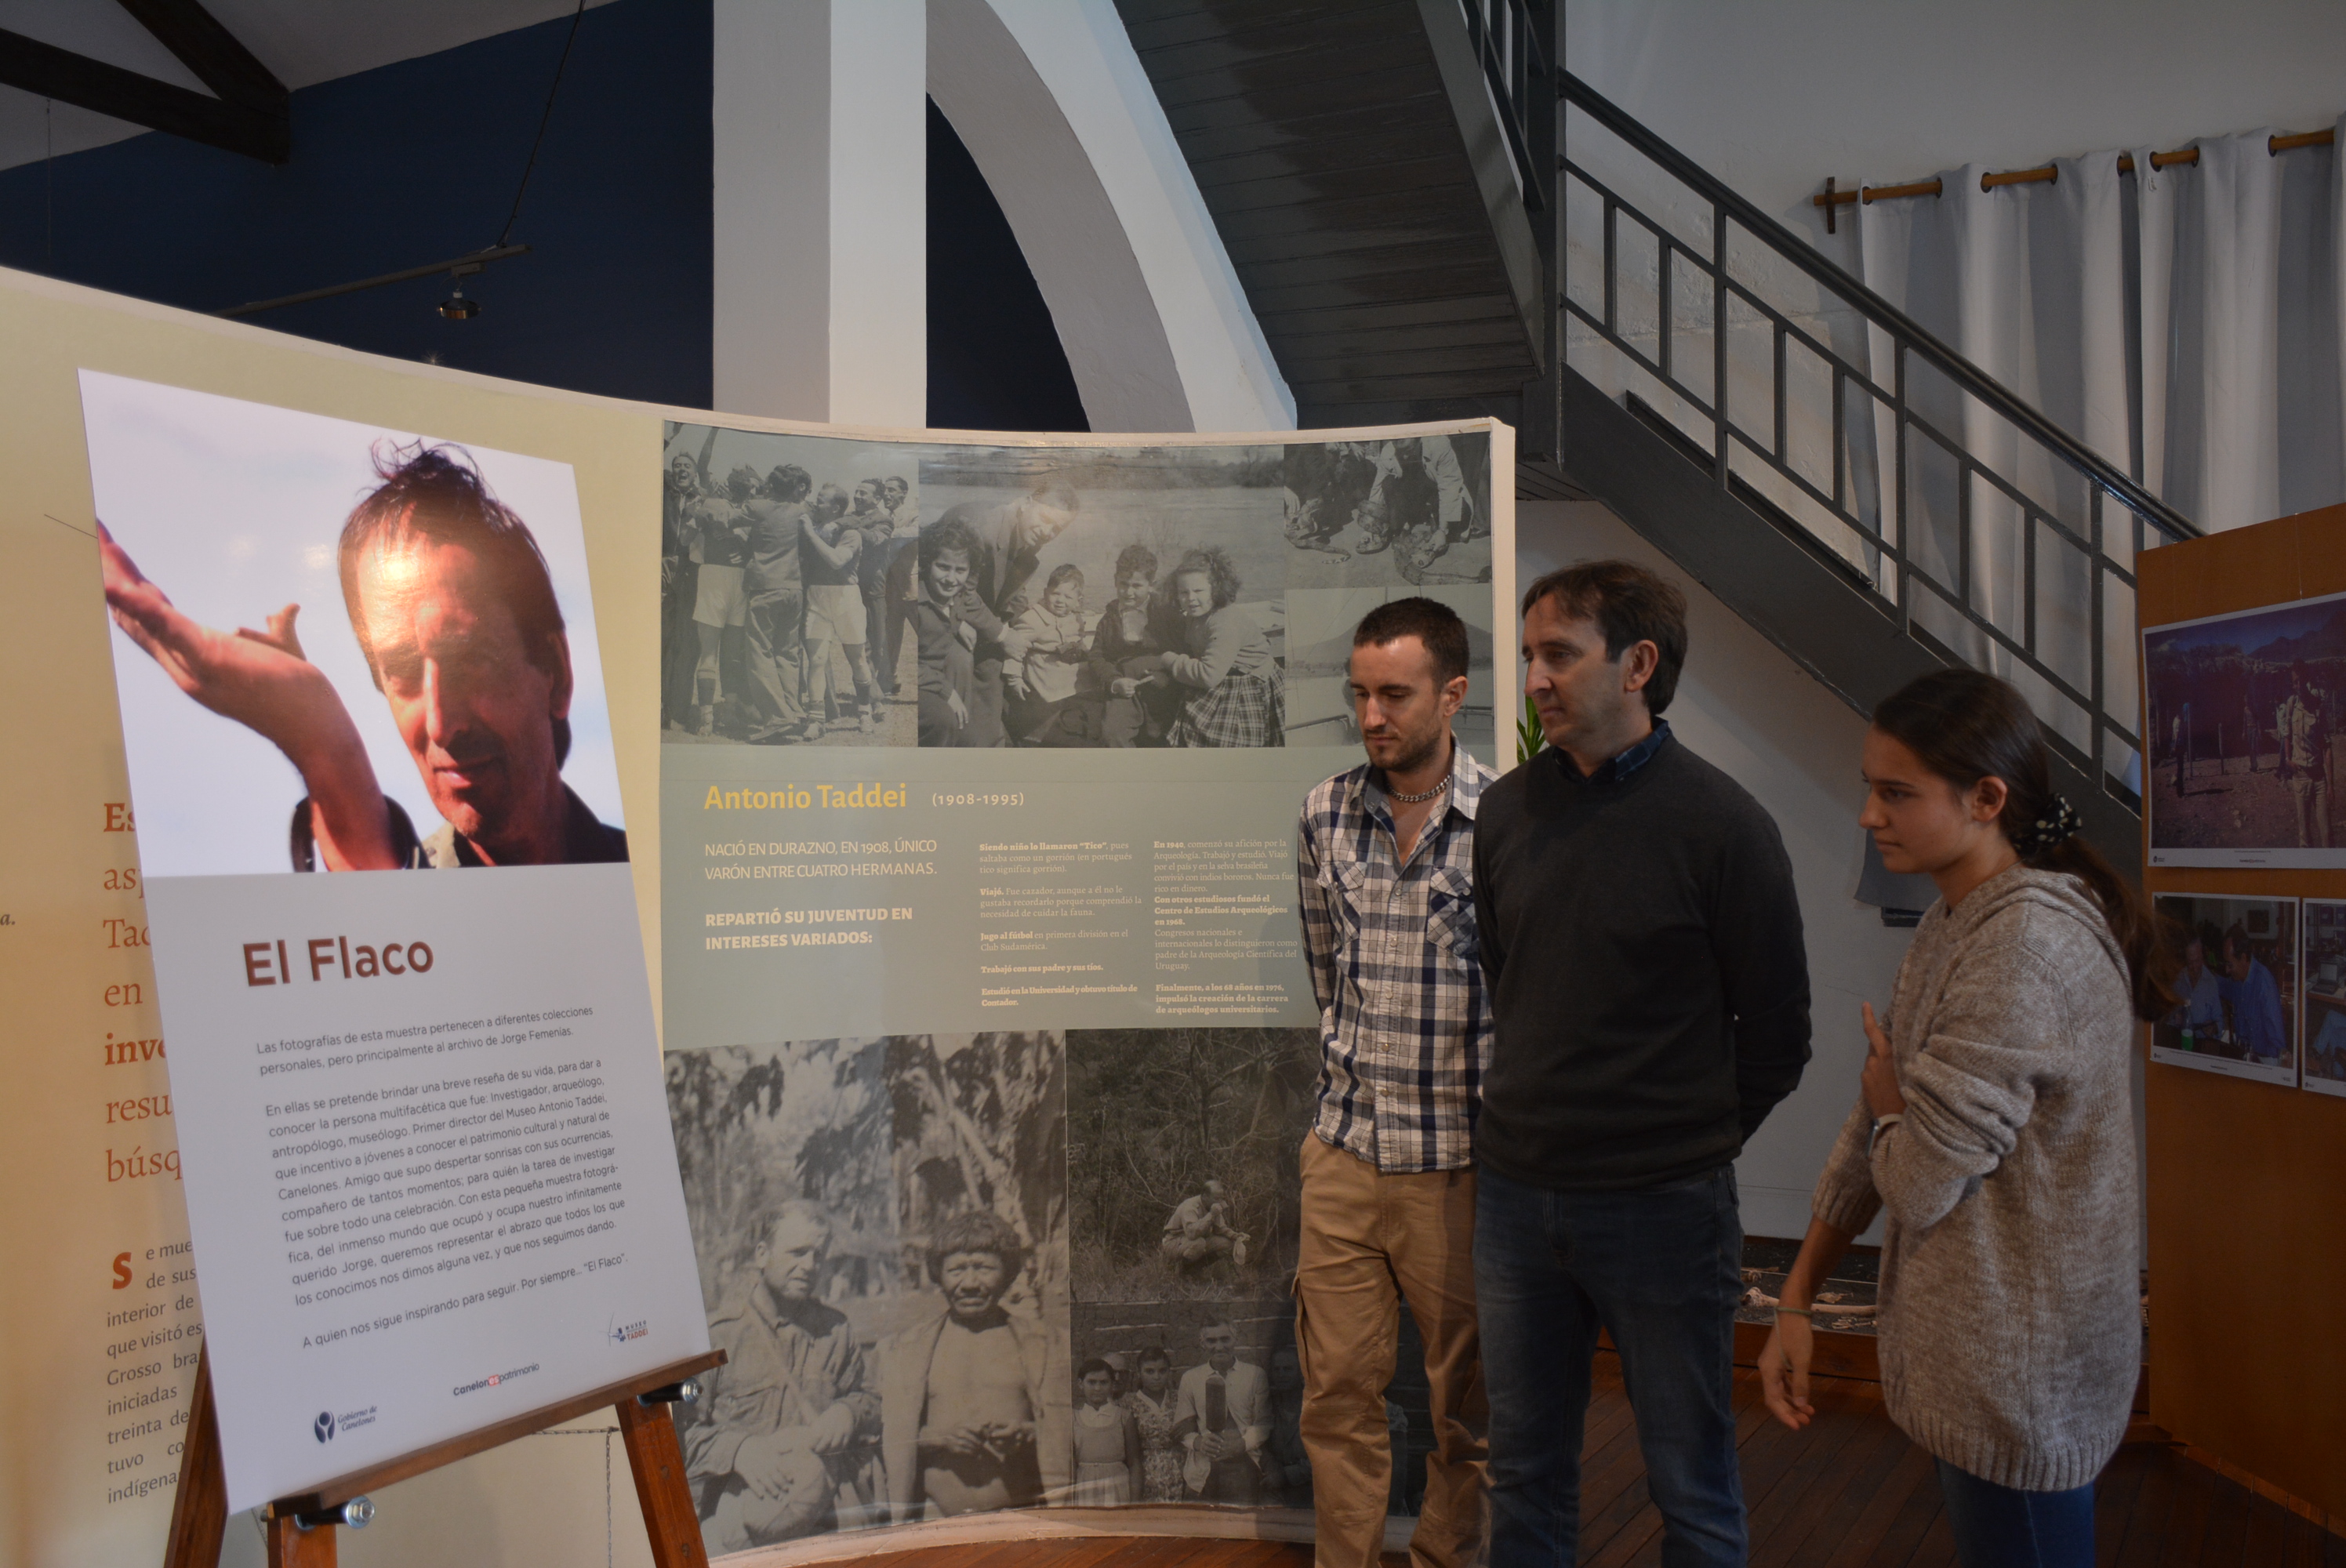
[438,259,485,321]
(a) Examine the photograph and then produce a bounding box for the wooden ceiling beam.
[0,13,287,164]
[114,0,289,115]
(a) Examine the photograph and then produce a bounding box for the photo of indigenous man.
[880,1210,1068,1521]
[1171,1314,1271,1504]
[100,442,626,870]
[682,1200,883,1554]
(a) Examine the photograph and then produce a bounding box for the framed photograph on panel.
[2144,591,2346,868]
[2150,894,2300,1087]
[2301,900,2346,1098]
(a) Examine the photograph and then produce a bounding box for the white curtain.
[1858,122,2345,535]
[1847,121,2346,772]
[1854,154,2132,756]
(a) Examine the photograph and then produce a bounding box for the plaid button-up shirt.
[1296,751,1498,1173]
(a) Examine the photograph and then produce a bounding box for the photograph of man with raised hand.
[1293,596,1496,1568]
[91,376,626,876]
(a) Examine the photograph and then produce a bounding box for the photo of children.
[84,371,625,878]
[2299,900,2346,1098]
[2144,591,2346,867]
[1068,1358,1141,1505]
[913,445,1290,750]
[2150,894,2301,1087]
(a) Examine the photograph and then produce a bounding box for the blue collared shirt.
[1551,717,1673,785]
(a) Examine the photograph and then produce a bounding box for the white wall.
[712,0,928,426]
[712,0,1289,435]
[1517,497,1908,1242]
[1567,0,2346,268]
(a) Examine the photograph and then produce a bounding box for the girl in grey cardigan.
[1759,670,2174,1568]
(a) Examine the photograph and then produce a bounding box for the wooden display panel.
[2138,500,2346,1519]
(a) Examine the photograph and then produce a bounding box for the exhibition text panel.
[662,751,1331,1042]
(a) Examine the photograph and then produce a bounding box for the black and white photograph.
[2145,592,2346,866]
[2300,900,2346,1098]
[663,1033,1070,1550]
[1068,1298,1309,1510]
[1284,586,1497,754]
[2151,895,2301,1087]
[913,445,1290,750]
[1278,434,1494,590]
[662,423,924,747]
[1066,1026,1318,1303]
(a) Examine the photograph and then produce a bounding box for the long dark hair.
[1873,669,2176,1021]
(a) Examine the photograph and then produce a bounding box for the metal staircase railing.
[1557,71,2199,806]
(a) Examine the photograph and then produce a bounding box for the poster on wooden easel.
[83,370,708,1514]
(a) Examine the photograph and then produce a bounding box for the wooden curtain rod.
[1812,125,2337,227]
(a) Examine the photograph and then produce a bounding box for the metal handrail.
[1463,0,1551,211]
[1557,69,2203,797]
[1561,71,2196,546]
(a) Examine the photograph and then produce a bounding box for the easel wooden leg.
[162,1346,227,1568]
[615,1395,709,1568]
[264,1514,336,1568]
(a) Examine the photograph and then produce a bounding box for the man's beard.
[1379,724,1446,778]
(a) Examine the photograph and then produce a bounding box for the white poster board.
[84,372,707,1512]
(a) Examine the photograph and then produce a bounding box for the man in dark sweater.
[1471,561,1810,1567]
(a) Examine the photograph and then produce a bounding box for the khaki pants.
[2289,773,2331,848]
[1295,1134,1486,1568]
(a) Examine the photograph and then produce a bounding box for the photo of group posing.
[924,439,1300,751]
[661,424,924,748]
[659,426,1496,753]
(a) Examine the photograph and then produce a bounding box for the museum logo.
[311,1404,376,1443]
[608,1316,648,1346]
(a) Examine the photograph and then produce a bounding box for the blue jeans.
[1475,1163,1745,1568]
[1936,1460,2094,1568]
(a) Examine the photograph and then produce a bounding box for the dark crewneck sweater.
[1470,727,1812,1190]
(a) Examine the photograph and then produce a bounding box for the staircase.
[1532,74,2199,873]
[1113,4,2195,871]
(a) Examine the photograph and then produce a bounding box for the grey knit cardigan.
[1811,864,2141,1493]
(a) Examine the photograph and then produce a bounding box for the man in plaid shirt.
[1293,597,1494,1568]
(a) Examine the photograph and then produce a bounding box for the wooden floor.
[835,1356,2342,1568]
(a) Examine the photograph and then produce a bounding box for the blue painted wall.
[0,0,714,408]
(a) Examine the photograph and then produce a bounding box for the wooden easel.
[161,1345,726,1568]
